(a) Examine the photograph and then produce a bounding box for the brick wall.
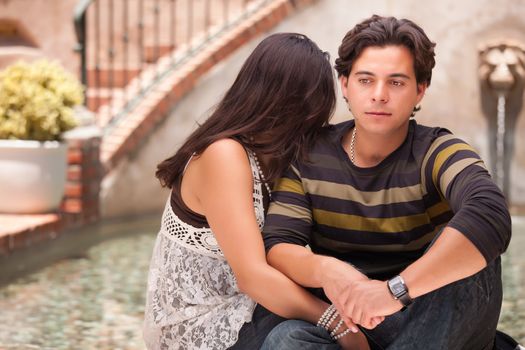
[62,128,103,226]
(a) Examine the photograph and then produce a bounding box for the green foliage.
[0,60,84,141]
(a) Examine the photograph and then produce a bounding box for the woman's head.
[157,33,336,187]
[219,32,336,147]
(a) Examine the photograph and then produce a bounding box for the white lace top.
[143,150,266,350]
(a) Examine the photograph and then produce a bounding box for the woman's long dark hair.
[156,33,336,187]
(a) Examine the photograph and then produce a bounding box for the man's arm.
[267,243,376,331]
[340,226,487,328]
[341,136,511,327]
[264,165,379,331]
[402,152,511,297]
[264,164,367,288]
[263,164,317,285]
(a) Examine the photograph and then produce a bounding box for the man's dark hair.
[335,15,436,87]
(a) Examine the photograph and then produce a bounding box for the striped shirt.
[263,120,511,280]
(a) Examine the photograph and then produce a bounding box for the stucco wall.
[101,0,525,217]
[283,0,525,205]
[101,42,260,217]
[0,0,79,74]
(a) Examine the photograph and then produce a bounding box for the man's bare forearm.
[401,226,487,299]
[339,226,489,329]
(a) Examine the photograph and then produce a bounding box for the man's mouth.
[365,111,392,116]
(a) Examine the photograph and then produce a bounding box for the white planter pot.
[0,140,68,214]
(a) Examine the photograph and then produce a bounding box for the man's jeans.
[229,304,285,349]
[261,257,503,350]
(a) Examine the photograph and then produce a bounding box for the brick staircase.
[0,0,318,258]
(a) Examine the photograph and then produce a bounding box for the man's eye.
[359,78,371,84]
[391,80,404,86]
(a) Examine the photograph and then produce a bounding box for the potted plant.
[0,59,84,214]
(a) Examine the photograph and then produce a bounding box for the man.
[262,15,513,350]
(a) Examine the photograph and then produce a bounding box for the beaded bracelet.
[332,327,353,340]
[316,304,337,330]
[326,308,339,329]
[329,318,344,338]
[317,304,354,341]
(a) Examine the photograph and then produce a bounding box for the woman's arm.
[190,139,327,324]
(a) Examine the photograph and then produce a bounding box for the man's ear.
[416,82,427,103]
[340,75,349,99]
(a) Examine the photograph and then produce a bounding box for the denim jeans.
[228,304,286,349]
[261,258,503,350]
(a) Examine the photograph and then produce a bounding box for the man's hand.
[342,279,402,329]
[319,257,383,331]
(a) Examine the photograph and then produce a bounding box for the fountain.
[478,41,525,199]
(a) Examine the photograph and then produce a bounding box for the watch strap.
[398,290,413,307]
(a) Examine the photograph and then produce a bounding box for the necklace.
[349,127,356,165]
[251,150,272,199]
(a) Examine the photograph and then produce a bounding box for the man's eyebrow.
[353,71,411,80]
[354,71,374,76]
[390,73,411,79]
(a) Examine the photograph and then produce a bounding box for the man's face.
[340,45,427,137]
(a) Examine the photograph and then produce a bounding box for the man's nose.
[371,82,389,103]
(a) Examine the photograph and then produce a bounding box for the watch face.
[388,276,406,297]
[391,283,405,296]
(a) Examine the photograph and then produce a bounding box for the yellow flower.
[0,59,84,141]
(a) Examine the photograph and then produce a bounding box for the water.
[499,216,525,343]
[496,93,506,191]
[0,216,523,349]
[0,216,159,350]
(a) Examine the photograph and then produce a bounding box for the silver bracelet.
[316,304,337,330]
[329,318,344,338]
[325,308,339,329]
[332,327,353,340]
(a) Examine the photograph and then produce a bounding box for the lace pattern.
[143,150,265,349]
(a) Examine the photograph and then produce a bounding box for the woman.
[143,33,368,350]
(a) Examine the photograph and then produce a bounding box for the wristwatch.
[387,275,413,307]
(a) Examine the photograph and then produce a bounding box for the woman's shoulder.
[200,139,248,162]
[203,138,246,153]
[196,139,251,175]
